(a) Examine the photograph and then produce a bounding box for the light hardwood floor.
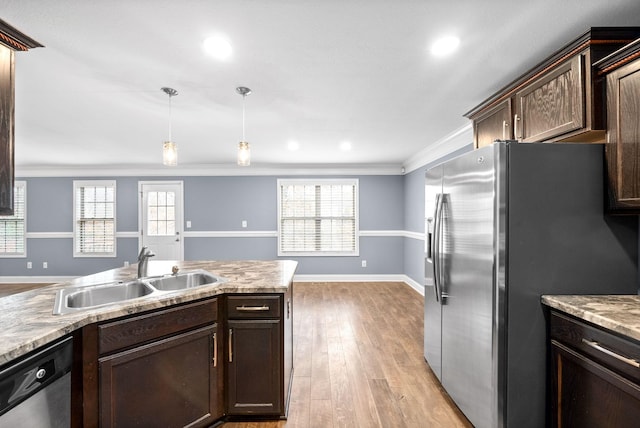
[223,282,471,428]
[0,283,52,298]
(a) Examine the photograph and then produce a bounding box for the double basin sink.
[53,270,227,315]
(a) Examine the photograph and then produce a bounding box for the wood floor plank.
[309,399,333,428]
[369,378,408,428]
[286,376,311,428]
[340,335,384,427]
[327,336,357,428]
[222,282,471,428]
[0,283,51,298]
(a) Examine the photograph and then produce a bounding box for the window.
[0,181,26,257]
[147,190,176,236]
[74,180,116,257]
[278,179,359,256]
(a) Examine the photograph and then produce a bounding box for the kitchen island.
[542,294,640,427]
[0,259,297,427]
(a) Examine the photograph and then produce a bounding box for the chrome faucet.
[137,246,155,278]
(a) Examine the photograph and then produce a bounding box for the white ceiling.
[3,0,640,175]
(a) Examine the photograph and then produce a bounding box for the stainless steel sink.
[147,270,221,291]
[53,270,227,315]
[53,280,155,314]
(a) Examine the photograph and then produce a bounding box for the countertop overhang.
[0,259,297,366]
[542,295,640,343]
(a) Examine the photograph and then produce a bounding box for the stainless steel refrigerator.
[424,141,638,428]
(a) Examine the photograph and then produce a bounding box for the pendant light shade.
[237,141,250,166]
[163,141,177,166]
[236,86,252,166]
[161,87,178,166]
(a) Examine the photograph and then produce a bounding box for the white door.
[139,181,184,260]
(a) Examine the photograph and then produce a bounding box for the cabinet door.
[551,340,640,428]
[472,98,512,148]
[99,324,220,428]
[515,54,585,142]
[606,59,640,210]
[227,319,282,415]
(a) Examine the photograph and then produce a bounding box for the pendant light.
[236,86,252,166]
[161,87,178,166]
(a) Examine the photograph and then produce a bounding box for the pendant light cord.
[168,94,173,141]
[236,86,251,142]
[242,93,246,141]
[161,87,178,141]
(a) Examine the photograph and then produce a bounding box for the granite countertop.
[541,295,640,342]
[0,259,297,366]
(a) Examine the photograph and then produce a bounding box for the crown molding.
[16,163,404,178]
[403,124,473,174]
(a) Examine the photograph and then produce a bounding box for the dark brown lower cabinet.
[549,311,640,428]
[226,319,282,415]
[78,290,292,425]
[99,324,220,427]
[79,298,223,427]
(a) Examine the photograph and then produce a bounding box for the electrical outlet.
[186,220,192,228]
[242,220,247,228]
[361,260,367,268]
[124,261,130,267]
[27,262,32,269]
[43,262,48,269]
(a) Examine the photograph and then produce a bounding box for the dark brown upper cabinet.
[0,19,42,215]
[465,28,640,149]
[596,38,640,213]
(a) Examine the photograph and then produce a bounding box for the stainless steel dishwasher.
[0,336,73,427]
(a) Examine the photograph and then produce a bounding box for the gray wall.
[1,174,405,277]
[402,144,473,285]
[6,142,634,286]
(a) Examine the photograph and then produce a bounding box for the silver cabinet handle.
[213,332,218,366]
[514,114,521,141]
[582,339,640,368]
[228,328,233,363]
[235,305,269,312]
[502,120,508,140]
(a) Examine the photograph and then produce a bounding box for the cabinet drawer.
[226,295,281,319]
[99,299,217,355]
[550,311,640,383]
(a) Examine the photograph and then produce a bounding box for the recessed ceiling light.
[203,35,232,60]
[287,141,300,151]
[430,35,460,57]
[340,141,352,151]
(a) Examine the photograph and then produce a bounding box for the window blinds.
[74,182,115,256]
[0,182,25,255]
[279,180,358,255]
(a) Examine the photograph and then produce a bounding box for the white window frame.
[73,180,117,257]
[277,178,359,257]
[0,181,26,258]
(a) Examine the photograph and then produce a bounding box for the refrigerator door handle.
[426,217,434,263]
[433,193,444,303]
